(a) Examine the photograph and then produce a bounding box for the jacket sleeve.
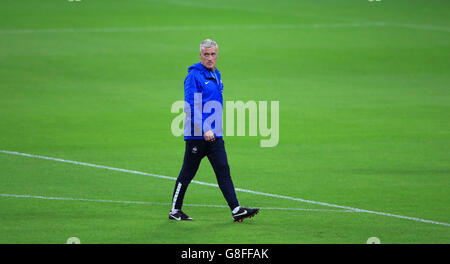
[184,72,203,137]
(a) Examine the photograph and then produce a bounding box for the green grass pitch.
[0,0,449,243]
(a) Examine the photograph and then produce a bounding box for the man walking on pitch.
[169,39,259,222]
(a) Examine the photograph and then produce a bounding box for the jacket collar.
[189,62,220,80]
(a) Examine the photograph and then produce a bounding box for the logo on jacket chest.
[202,79,222,93]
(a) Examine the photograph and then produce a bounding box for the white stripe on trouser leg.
[171,182,182,211]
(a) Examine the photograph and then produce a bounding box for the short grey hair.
[200,39,218,53]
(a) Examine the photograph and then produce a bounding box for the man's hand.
[204,130,215,142]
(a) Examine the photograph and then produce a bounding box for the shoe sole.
[169,215,193,221]
[233,209,259,223]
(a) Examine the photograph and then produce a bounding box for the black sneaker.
[169,210,193,221]
[232,207,259,222]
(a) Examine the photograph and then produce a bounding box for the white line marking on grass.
[386,22,450,33]
[1,150,449,227]
[0,194,350,213]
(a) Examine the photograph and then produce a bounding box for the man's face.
[200,46,218,70]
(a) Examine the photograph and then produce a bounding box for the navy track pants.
[171,138,240,211]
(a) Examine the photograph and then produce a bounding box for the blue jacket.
[184,62,224,140]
